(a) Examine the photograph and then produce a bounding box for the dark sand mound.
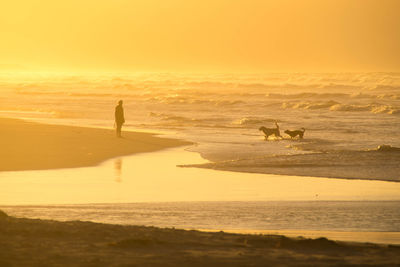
[183,149,400,182]
[1,210,399,266]
[0,118,190,172]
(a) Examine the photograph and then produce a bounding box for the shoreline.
[197,229,400,245]
[1,210,399,266]
[1,146,399,204]
[3,205,399,245]
[0,117,191,172]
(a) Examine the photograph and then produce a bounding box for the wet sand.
[1,210,399,266]
[0,117,190,171]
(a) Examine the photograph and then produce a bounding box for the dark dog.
[284,128,305,139]
[259,122,281,139]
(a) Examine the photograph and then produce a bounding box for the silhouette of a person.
[115,100,125,137]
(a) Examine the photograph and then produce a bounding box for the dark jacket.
[115,104,125,124]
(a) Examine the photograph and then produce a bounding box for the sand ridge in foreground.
[1,210,399,266]
[0,118,190,172]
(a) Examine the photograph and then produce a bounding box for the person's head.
[118,100,123,105]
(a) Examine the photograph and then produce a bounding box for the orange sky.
[1,0,399,72]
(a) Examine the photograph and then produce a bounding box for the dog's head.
[284,130,290,134]
[259,126,265,131]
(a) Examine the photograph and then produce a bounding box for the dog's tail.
[301,127,305,132]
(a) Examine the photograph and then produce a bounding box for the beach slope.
[1,210,399,266]
[0,118,190,171]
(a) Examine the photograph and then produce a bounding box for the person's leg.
[116,123,122,137]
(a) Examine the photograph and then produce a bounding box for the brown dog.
[259,122,281,139]
[284,128,305,139]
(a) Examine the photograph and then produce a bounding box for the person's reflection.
[114,158,123,182]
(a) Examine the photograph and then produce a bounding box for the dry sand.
[0,118,190,171]
[1,210,399,266]
[184,150,400,182]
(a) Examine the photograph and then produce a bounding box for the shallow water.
[1,148,399,204]
[1,72,400,179]
[1,72,400,244]
[1,148,400,244]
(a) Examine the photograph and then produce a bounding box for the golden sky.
[1,0,399,72]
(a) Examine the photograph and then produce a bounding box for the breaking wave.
[148,112,230,128]
[266,92,400,101]
[281,100,400,115]
[330,104,400,114]
[282,100,340,110]
[231,117,277,126]
[149,112,198,123]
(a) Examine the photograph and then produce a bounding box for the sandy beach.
[0,117,190,172]
[1,210,399,266]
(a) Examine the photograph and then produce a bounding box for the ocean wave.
[349,92,400,100]
[237,82,365,92]
[149,112,195,123]
[186,146,400,181]
[148,112,231,127]
[14,88,140,98]
[148,96,245,106]
[281,100,400,115]
[266,93,347,99]
[329,104,372,112]
[376,94,400,100]
[244,81,366,91]
[0,109,56,116]
[318,83,362,91]
[231,117,276,126]
[184,81,232,89]
[371,106,400,115]
[369,145,400,152]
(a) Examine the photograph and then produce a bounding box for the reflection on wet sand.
[114,158,123,182]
